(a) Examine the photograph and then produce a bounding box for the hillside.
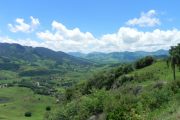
[0,43,95,83]
[48,59,180,120]
[0,43,92,66]
[0,43,97,96]
[0,43,101,119]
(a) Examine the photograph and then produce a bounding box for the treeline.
[19,69,61,77]
[18,79,56,95]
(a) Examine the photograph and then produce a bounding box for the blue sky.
[0,0,180,53]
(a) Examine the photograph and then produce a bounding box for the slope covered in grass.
[0,87,56,120]
[49,60,180,120]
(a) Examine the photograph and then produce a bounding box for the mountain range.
[68,50,169,64]
[0,43,92,66]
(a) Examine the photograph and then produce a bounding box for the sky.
[0,0,180,53]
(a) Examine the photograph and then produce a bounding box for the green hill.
[0,43,93,66]
[48,59,180,120]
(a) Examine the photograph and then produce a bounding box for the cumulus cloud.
[35,21,180,53]
[1,26,180,53]
[36,21,98,52]
[126,10,160,27]
[2,15,180,53]
[37,21,95,41]
[8,16,40,33]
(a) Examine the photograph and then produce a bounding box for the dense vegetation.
[134,56,154,69]
[47,60,180,120]
[46,45,180,120]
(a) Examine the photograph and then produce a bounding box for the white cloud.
[126,10,161,27]
[36,21,97,52]
[30,16,40,28]
[8,16,40,33]
[35,21,180,53]
[2,20,180,53]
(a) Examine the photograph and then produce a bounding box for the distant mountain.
[68,52,86,58]
[0,43,93,67]
[0,43,168,67]
[68,50,169,64]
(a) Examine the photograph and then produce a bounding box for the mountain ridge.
[68,49,169,63]
[0,42,93,66]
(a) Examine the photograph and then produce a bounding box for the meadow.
[0,87,56,120]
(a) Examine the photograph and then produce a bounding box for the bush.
[65,88,74,101]
[24,112,32,117]
[135,56,154,69]
[105,94,143,120]
[46,106,51,111]
[114,75,134,88]
[169,80,180,94]
[153,81,164,89]
[141,88,172,111]
[133,86,142,95]
[52,89,108,120]
[83,64,134,93]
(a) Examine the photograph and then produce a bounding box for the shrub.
[135,56,154,69]
[153,81,164,89]
[83,64,134,93]
[115,75,134,88]
[52,89,108,120]
[141,88,172,111]
[169,80,180,94]
[65,88,74,101]
[133,86,142,95]
[24,112,32,117]
[46,106,51,111]
[105,94,143,120]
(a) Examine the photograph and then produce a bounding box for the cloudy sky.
[0,0,180,53]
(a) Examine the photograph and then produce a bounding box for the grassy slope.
[131,60,180,81]
[48,60,179,120]
[128,60,180,120]
[0,87,56,120]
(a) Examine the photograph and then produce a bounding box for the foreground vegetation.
[47,59,180,120]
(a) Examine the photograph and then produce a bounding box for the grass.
[0,87,56,120]
[130,60,180,84]
[128,60,180,119]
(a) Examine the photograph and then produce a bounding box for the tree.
[24,112,32,117]
[134,56,154,69]
[169,44,180,80]
[46,106,51,111]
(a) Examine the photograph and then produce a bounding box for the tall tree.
[169,44,180,80]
